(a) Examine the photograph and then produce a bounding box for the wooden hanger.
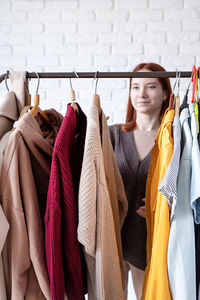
[69,74,80,138]
[19,82,33,119]
[69,74,79,113]
[175,95,180,116]
[93,94,102,115]
[29,72,52,136]
[18,76,33,119]
[30,94,52,137]
[93,71,102,115]
[19,103,32,119]
[168,93,174,110]
[169,71,178,110]
[175,71,181,116]
[30,94,51,125]
[70,89,79,113]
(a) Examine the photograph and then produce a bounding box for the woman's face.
[130,69,167,115]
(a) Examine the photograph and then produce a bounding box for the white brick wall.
[1,1,198,299]
[0,0,199,125]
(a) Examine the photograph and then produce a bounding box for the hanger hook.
[24,72,30,94]
[69,77,73,91]
[172,70,178,93]
[186,72,193,93]
[33,72,40,94]
[74,71,79,78]
[177,71,181,96]
[5,70,9,92]
[94,71,99,94]
[69,71,79,91]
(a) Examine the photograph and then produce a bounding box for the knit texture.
[78,105,126,300]
[102,113,128,290]
[45,104,86,300]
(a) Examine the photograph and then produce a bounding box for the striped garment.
[158,115,181,221]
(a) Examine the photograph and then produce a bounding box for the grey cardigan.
[109,124,152,270]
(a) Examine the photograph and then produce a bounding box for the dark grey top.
[109,124,152,270]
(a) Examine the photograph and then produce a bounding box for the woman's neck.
[136,112,160,131]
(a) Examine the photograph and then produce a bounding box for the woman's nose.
[138,87,147,97]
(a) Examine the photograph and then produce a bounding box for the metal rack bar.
[0,71,193,83]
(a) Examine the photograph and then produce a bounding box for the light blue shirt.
[167,108,196,300]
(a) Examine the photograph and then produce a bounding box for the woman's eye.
[148,85,156,89]
[132,86,139,90]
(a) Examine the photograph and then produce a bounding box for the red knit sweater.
[45,104,87,300]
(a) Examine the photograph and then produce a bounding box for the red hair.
[121,62,172,132]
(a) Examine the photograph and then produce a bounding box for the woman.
[109,62,172,300]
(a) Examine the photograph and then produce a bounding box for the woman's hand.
[136,198,146,218]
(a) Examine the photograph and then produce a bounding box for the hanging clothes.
[167,109,195,299]
[102,117,128,290]
[109,125,153,271]
[158,115,181,221]
[188,103,200,300]
[9,70,30,110]
[0,132,11,300]
[0,206,9,300]
[0,71,29,300]
[78,105,127,300]
[0,71,29,141]
[0,92,19,140]
[189,103,200,223]
[45,104,87,300]
[0,109,63,300]
[0,132,11,171]
[142,109,174,300]
[196,222,200,300]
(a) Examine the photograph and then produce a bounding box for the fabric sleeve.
[2,203,30,300]
[112,158,128,227]
[1,137,50,300]
[78,139,97,256]
[158,117,181,221]
[108,124,127,225]
[108,125,116,149]
[45,154,65,300]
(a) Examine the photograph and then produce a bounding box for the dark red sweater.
[45,104,87,300]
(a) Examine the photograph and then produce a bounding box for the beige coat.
[0,71,28,299]
[0,207,9,300]
[0,110,63,300]
[0,131,11,300]
[78,105,128,300]
[0,71,28,141]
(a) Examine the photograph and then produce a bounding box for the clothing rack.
[0,71,193,83]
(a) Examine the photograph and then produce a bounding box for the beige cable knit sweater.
[78,105,128,300]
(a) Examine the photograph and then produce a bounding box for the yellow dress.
[141,109,174,300]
